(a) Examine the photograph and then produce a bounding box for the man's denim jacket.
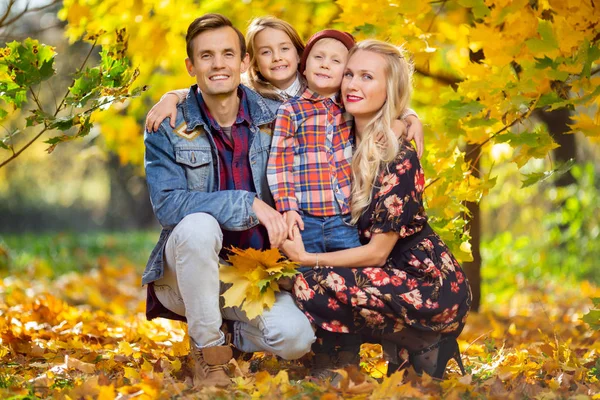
[142,84,281,286]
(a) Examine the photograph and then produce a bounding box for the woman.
[282,39,472,379]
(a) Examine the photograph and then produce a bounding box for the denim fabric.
[154,212,315,357]
[142,84,282,286]
[298,213,362,272]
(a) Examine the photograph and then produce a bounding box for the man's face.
[185,26,249,97]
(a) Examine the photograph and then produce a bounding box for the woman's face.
[253,27,300,90]
[341,50,388,119]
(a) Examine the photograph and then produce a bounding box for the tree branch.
[414,66,463,88]
[0,40,98,169]
[0,126,48,168]
[426,0,449,32]
[424,109,531,190]
[0,0,17,27]
[0,0,61,32]
[55,39,98,117]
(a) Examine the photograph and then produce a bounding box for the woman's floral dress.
[293,142,472,337]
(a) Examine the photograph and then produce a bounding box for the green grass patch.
[0,230,157,277]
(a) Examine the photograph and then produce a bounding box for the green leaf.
[67,67,101,107]
[520,159,576,188]
[581,41,600,78]
[0,129,18,150]
[592,298,600,308]
[353,23,378,36]
[0,39,56,88]
[582,309,600,330]
[457,0,490,19]
[442,100,485,119]
[534,56,557,69]
[48,115,77,131]
[25,109,52,127]
[256,278,273,292]
[525,20,558,55]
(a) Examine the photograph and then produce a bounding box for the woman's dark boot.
[382,328,465,378]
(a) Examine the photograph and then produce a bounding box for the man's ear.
[240,53,250,74]
[185,58,195,77]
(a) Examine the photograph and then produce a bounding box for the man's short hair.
[186,14,246,62]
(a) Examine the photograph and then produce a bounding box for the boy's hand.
[284,210,304,240]
[389,119,408,141]
[145,93,180,132]
[404,115,424,159]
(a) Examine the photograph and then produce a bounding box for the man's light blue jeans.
[153,212,315,359]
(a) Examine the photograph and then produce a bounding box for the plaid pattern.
[197,88,268,254]
[267,88,354,216]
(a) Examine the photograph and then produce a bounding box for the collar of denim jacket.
[182,84,280,132]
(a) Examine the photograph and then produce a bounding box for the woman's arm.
[282,227,398,268]
[145,89,188,132]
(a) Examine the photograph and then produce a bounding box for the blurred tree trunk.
[105,154,156,230]
[463,144,482,312]
[536,108,576,187]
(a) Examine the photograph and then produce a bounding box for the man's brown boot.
[190,343,233,388]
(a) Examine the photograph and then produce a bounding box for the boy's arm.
[399,108,424,159]
[267,105,299,212]
[144,125,259,231]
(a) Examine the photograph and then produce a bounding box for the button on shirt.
[267,88,354,216]
[197,88,268,254]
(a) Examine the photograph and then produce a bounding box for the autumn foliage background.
[1,0,599,398]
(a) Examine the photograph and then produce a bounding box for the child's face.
[303,38,349,97]
[254,27,300,90]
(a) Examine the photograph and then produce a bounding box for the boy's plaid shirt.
[267,88,354,216]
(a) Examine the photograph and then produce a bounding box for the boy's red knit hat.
[299,29,356,74]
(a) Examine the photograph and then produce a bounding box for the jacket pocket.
[175,149,212,191]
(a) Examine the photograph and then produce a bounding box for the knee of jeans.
[172,213,222,251]
[268,314,315,360]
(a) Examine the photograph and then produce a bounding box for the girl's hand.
[404,115,424,159]
[281,226,308,264]
[145,93,180,132]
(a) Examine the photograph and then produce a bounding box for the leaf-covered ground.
[1,258,600,399]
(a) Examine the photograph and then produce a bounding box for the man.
[143,14,315,388]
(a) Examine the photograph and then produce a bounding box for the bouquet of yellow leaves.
[220,247,299,320]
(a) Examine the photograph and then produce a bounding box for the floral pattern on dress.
[293,142,472,337]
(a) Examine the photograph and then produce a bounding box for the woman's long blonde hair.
[244,16,305,100]
[349,40,414,223]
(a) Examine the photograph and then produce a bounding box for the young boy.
[266,30,418,376]
[267,30,361,263]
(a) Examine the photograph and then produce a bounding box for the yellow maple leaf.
[97,385,116,400]
[220,248,298,320]
[569,113,600,142]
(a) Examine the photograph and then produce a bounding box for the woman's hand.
[281,226,309,264]
[145,93,180,132]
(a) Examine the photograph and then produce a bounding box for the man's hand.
[404,115,424,159]
[145,92,180,132]
[283,210,304,240]
[252,198,288,248]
